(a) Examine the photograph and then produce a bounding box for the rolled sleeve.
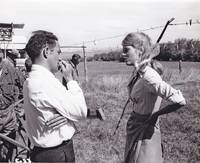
[154,80,186,105]
[67,80,81,92]
[30,79,88,122]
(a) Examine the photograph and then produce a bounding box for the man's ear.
[43,47,48,59]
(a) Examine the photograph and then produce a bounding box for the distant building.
[0,36,27,67]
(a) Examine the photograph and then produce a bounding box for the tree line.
[86,38,200,62]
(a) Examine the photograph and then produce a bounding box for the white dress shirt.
[23,64,87,147]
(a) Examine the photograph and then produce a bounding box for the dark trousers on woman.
[31,139,75,163]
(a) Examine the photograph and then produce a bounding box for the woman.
[122,32,186,163]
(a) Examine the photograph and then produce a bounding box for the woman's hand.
[145,113,159,126]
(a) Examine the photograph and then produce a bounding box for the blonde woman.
[122,32,186,163]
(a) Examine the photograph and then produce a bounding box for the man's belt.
[33,139,71,151]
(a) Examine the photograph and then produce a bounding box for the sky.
[0,0,200,53]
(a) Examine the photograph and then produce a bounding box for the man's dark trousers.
[30,139,75,163]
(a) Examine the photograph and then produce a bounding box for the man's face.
[74,58,80,65]
[46,41,61,73]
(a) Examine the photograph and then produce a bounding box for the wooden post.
[82,43,88,82]
[179,59,182,74]
[4,42,6,59]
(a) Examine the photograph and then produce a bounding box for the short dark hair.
[72,54,81,61]
[25,57,32,72]
[25,30,58,61]
[71,54,81,66]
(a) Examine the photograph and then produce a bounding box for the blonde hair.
[150,60,164,75]
[122,32,163,75]
[122,32,152,61]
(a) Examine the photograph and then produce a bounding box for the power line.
[69,19,200,46]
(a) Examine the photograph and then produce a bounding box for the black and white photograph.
[0,0,199,162]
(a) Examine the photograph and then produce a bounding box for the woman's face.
[122,45,140,66]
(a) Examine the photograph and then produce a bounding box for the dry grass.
[69,61,200,163]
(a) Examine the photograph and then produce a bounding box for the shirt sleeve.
[30,80,87,122]
[143,67,186,105]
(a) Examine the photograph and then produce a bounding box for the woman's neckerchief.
[127,70,139,97]
[127,58,151,96]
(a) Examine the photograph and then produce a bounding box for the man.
[62,54,81,86]
[70,54,81,78]
[24,31,87,163]
[24,57,32,73]
[0,53,25,162]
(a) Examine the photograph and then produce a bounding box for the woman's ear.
[137,47,144,58]
[137,46,146,60]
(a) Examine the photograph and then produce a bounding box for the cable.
[69,19,200,46]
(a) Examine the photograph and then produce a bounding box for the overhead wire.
[69,19,200,47]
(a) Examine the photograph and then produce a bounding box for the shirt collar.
[31,64,56,78]
[137,65,150,78]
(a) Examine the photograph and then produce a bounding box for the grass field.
[65,61,200,163]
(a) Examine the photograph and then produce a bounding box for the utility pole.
[82,42,88,82]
